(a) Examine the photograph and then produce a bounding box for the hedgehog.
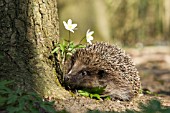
[64,42,141,101]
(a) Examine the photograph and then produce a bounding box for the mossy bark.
[0,0,70,99]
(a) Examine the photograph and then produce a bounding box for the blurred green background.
[58,0,170,46]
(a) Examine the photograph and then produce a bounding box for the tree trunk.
[0,0,70,99]
[163,0,170,37]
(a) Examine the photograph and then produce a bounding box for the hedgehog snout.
[64,72,77,83]
[64,69,74,82]
[64,75,70,82]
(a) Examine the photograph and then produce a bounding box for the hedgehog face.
[64,59,109,89]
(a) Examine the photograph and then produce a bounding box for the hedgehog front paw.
[110,91,133,101]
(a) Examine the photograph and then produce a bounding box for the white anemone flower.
[86,29,94,44]
[63,19,77,33]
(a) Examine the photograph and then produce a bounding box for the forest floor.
[54,46,170,113]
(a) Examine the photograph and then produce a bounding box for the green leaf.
[69,41,74,45]
[18,95,28,111]
[16,89,23,96]
[145,90,152,95]
[56,109,69,113]
[0,80,14,91]
[0,54,4,59]
[59,43,65,52]
[18,111,30,113]
[62,40,67,46]
[69,43,85,51]
[30,108,39,113]
[7,106,20,113]
[27,92,42,101]
[82,86,106,94]
[7,94,18,104]
[26,101,35,111]
[0,96,7,107]
[0,89,11,94]
[40,104,57,113]
[52,47,59,54]
[104,96,111,100]
[69,42,75,48]
[0,80,14,86]
[43,101,55,106]
[76,45,86,48]
[0,81,13,95]
[77,87,110,100]
[90,94,101,100]
[78,90,90,97]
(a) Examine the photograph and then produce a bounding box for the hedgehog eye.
[80,70,89,76]
[98,70,106,78]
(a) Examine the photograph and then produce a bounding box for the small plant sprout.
[86,29,94,44]
[52,19,94,83]
[63,19,77,33]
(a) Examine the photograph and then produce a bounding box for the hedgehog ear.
[98,70,107,78]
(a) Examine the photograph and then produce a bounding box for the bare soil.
[54,46,170,113]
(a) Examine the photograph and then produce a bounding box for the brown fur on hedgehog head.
[64,42,141,101]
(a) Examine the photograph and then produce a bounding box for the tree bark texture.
[0,0,70,99]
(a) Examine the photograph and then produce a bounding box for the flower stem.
[69,31,71,42]
[78,36,85,45]
[68,31,71,48]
